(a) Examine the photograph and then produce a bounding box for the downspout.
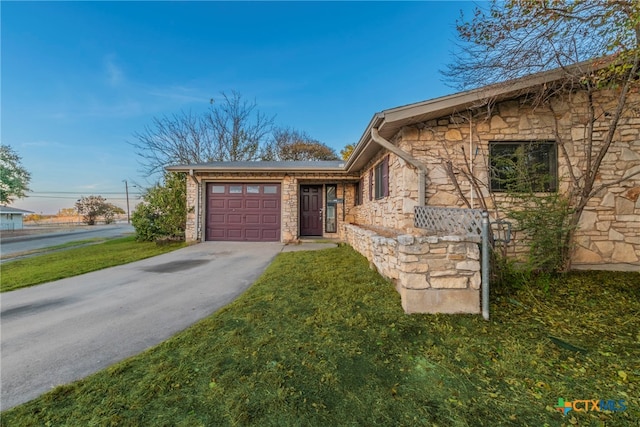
[371,128,428,206]
[188,169,201,241]
[469,114,473,209]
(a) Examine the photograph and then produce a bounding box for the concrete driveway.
[0,242,286,410]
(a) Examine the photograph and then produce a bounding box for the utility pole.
[123,180,130,224]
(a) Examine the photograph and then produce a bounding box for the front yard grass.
[2,245,638,426]
[1,236,186,292]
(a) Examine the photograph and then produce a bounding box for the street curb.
[1,230,96,244]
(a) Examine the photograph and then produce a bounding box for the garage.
[206,183,281,241]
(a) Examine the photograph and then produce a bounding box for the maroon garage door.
[206,183,281,241]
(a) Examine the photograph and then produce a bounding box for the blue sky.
[3,1,479,214]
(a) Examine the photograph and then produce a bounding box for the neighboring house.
[0,206,33,231]
[168,63,640,313]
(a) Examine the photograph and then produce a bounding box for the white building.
[0,206,33,231]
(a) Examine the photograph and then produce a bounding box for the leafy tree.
[0,145,31,204]
[261,127,339,161]
[445,0,640,270]
[131,91,275,176]
[131,172,186,241]
[75,196,111,225]
[340,143,355,161]
[103,204,125,224]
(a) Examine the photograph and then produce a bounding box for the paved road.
[0,242,284,410]
[0,224,135,258]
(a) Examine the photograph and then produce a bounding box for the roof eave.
[345,58,605,173]
[166,164,352,174]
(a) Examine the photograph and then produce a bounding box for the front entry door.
[300,185,323,236]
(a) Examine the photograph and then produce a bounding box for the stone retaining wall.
[342,223,481,314]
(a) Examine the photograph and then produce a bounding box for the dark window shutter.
[382,156,389,197]
[368,169,373,201]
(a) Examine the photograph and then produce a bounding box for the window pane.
[374,162,384,199]
[326,185,336,201]
[325,204,336,233]
[229,185,243,194]
[211,185,225,194]
[263,185,278,194]
[247,185,260,194]
[490,142,556,192]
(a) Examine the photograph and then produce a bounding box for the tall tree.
[0,145,31,204]
[131,91,275,176]
[262,127,339,161]
[76,196,100,226]
[444,0,640,270]
[446,1,640,89]
[75,195,117,225]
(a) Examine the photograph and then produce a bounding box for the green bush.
[132,172,186,242]
[506,192,574,274]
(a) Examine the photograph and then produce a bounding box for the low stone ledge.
[342,223,481,314]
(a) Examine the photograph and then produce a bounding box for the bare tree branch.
[129,91,275,176]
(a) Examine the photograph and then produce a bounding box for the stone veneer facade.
[348,89,640,267]
[185,171,358,243]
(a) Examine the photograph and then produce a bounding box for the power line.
[29,191,143,195]
[25,195,142,200]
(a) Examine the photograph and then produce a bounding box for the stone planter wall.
[342,223,481,314]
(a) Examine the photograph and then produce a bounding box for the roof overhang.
[166,160,354,175]
[0,206,33,214]
[345,58,607,173]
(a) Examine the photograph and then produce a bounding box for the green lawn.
[2,245,638,426]
[1,236,186,292]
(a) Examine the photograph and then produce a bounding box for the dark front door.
[300,185,323,236]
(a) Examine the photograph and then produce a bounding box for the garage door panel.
[227,228,243,238]
[245,214,260,224]
[228,199,243,209]
[209,229,226,239]
[245,229,261,240]
[210,199,226,209]
[227,214,243,224]
[245,199,260,209]
[210,214,225,224]
[206,183,281,241]
[262,200,278,209]
[262,214,278,224]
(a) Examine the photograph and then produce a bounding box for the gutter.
[370,128,427,206]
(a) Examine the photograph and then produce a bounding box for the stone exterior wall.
[350,89,640,267]
[185,171,358,243]
[343,223,481,314]
[349,151,419,233]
